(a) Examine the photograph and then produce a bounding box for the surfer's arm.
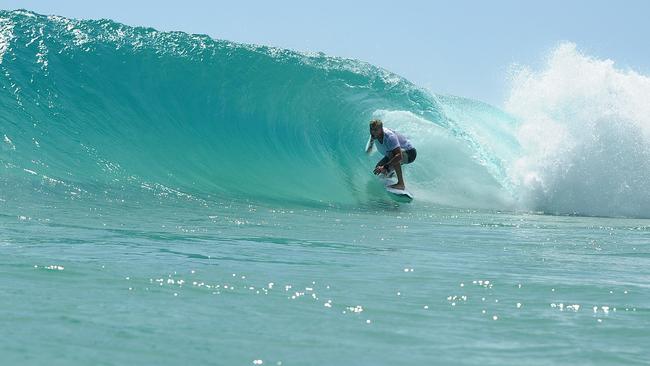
[383,147,403,167]
[365,136,374,154]
[373,148,401,175]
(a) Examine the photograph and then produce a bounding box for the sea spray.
[506,43,650,217]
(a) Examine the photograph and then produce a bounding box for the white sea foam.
[0,17,14,64]
[506,43,650,217]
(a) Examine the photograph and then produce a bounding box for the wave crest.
[507,43,650,217]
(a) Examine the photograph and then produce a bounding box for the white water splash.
[506,43,650,217]
[0,17,14,64]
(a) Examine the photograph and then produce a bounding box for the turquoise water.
[1,10,650,365]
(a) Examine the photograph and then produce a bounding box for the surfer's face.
[370,126,382,139]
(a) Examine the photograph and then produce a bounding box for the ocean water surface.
[1,10,649,365]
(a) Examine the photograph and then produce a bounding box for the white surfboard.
[378,173,413,201]
[385,185,414,200]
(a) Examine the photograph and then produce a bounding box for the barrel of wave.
[369,110,515,209]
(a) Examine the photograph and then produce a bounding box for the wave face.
[2,11,648,218]
[0,10,516,210]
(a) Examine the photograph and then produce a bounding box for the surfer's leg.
[389,149,408,190]
[390,163,405,190]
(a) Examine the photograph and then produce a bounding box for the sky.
[2,0,649,106]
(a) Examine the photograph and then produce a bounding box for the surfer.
[366,119,417,190]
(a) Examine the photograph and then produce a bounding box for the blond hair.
[369,119,383,129]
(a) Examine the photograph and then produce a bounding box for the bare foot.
[389,183,405,190]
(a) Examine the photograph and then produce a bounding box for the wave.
[0,10,514,210]
[2,11,648,218]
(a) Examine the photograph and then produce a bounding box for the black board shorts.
[378,148,417,167]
